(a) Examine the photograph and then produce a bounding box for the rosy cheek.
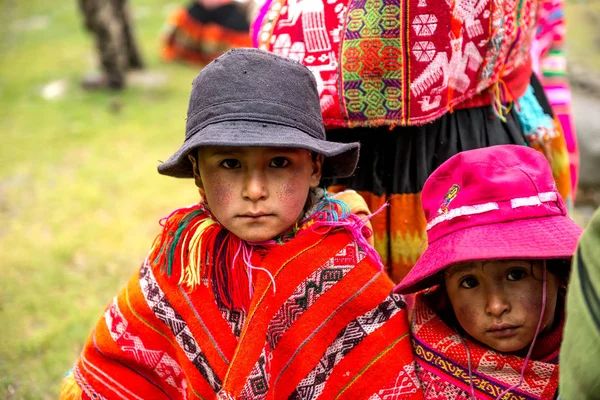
[522,287,558,332]
[453,300,482,333]
[208,179,234,206]
[456,302,478,322]
[277,175,307,209]
[516,288,543,315]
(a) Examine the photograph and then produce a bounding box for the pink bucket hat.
[394,144,582,294]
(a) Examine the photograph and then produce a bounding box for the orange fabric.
[548,119,573,207]
[320,311,417,399]
[221,231,344,397]
[161,7,251,65]
[328,187,427,283]
[270,267,391,399]
[62,205,421,399]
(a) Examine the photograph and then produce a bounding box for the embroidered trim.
[426,191,558,230]
[510,192,557,208]
[426,203,499,231]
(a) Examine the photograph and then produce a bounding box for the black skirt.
[325,104,526,196]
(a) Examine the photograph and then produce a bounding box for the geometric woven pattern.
[61,205,421,399]
[254,0,540,126]
[341,0,405,126]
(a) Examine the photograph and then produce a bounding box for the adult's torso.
[253,0,538,127]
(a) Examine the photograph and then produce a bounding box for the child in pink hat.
[395,144,582,399]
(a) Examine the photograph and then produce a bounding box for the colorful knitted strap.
[516,84,560,146]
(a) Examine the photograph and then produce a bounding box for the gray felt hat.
[158,48,359,178]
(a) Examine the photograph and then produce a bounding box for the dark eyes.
[269,157,290,168]
[220,158,290,169]
[506,268,527,281]
[221,159,241,169]
[458,268,528,289]
[459,277,479,289]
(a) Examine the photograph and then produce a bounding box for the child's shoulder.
[274,213,387,285]
[295,191,379,265]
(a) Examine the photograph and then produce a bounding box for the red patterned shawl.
[252,0,537,127]
[410,293,560,399]
[61,205,422,399]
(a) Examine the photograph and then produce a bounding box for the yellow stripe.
[334,332,409,400]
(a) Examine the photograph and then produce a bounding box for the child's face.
[444,260,559,353]
[192,146,322,242]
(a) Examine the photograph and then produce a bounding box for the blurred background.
[0,0,599,398]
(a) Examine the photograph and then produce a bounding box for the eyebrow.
[446,264,477,278]
[446,260,533,278]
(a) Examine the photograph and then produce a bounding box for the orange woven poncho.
[62,205,422,399]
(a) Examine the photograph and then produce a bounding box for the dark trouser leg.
[114,0,144,69]
[93,1,128,88]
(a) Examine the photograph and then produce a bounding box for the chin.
[233,229,279,243]
[484,339,529,353]
[243,235,275,242]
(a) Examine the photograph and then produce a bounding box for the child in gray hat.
[61,48,421,400]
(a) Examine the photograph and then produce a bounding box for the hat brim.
[394,214,583,294]
[157,120,360,178]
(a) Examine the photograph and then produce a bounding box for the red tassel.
[150,204,254,310]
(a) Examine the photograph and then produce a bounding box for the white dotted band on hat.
[510,192,557,209]
[426,191,558,231]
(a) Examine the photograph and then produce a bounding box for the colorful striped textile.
[252,0,537,127]
[161,3,252,66]
[327,188,427,284]
[531,0,579,197]
[61,205,422,399]
[411,292,561,399]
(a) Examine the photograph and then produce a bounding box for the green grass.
[0,1,200,398]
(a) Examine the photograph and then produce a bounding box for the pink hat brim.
[394,214,583,294]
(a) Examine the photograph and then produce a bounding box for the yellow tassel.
[490,82,508,123]
[60,372,83,400]
[179,218,216,288]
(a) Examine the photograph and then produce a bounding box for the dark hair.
[531,259,571,287]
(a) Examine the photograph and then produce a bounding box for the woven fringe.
[149,195,380,310]
[60,372,83,400]
[149,204,252,310]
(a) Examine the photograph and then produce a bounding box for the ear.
[188,153,206,199]
[310,154,324,188]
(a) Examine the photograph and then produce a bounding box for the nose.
[485,287,511,317]
[242,170,268,202]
